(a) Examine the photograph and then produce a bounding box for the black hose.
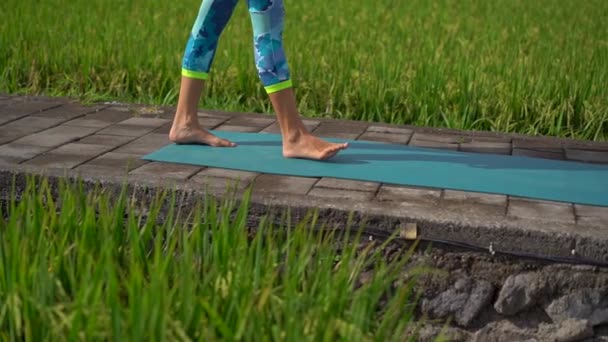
[343,226,608,268]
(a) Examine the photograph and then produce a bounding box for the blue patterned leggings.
[181,0,291,94]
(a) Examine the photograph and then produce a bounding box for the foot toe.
[322,152,337,160]
[321,148,339,160]
[214,138,236,147]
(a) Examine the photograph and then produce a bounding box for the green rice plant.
[1,0,606,140]
[0,176,425,341]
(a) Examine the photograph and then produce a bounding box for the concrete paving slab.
[0,100,64,124]
[507,197,575,225]
[253,174,318,195]
[512,148,565,160]
[260,119,319,134]
[202,117,231,130]
[152,123,173,134]
[318,119,369,130]
[97,117,168,137]
[4,116,65,130]
[256,123,282,134]
[366,125,414,135]
[0,144,50,163]
[410,132,464,144]
[565,149,608,163]
[443,190,507,207]
[0,116,66,144]
[115,117,169,127]
[512,138,564,152]
[24,152,92,170]
[197,109,240,119]
[439,200,506,219]
[153,117,228,134]
[223,115,275,128]
[317,132,361,140]
[376,185,441,205]
[315,177,380,192]
[75,152,148,176]
[441,190,507,218]
[50,143,112,156]
[12,125,98,148]
[76,134,135,148]
[22,143,111,169]
[575,204,608,220]
[0,125,43,144]
[358,131,411,144]
[31,103,104,120]
[459,141,512,154]
[63,108,131,128]
[576,216,608,229]
[458,135,513,143]
[308,187,374,201]
[214,124,264,133]
[113,133,171,155]
[313,121,367,139]
[563,143,608,151]
[0,156,22,166]
[97,125,155,137]
[195,167,259,182]
[408,139,459,151]
[129,161,202,180]
[188,174,252,196]
[302,119,321,130]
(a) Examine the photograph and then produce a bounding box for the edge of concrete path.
[1,164,606,265]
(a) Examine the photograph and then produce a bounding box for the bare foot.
[282,133,348,160]
[169,124,235,147]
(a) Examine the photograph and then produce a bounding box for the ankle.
[283,126,309,144]
[172,112,199,128]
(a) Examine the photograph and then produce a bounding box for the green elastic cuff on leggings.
[182,68,209,80]
[265,80,293,94]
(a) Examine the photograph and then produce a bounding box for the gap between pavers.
[74,152,149,177]
[63,108,133,129]
[0,99,66,125]
[13,126,100,148]
[0,144,51,164]
[23,143,114,170]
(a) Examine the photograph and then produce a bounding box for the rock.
[473,320,537,342]
[538,319,594,342]
[545,289,608,326]
[421,277,494,327]
[494,272,548,315]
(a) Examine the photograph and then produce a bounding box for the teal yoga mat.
[142,130,608,207]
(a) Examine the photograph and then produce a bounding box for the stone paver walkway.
[1,94,607,264]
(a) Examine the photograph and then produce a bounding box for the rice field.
[1,0,607,140]
[0,177,430,341]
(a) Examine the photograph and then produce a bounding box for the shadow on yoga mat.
[143,130,608,207]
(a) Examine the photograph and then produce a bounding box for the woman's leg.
[170,0,240,147]
[248,0,348,160]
